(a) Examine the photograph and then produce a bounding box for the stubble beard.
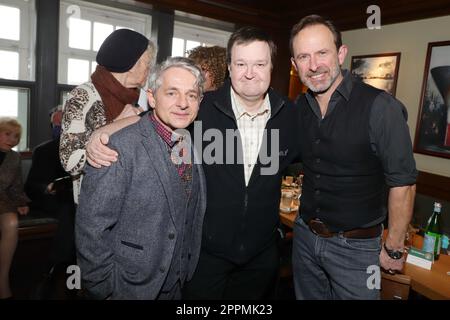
[301,62,341,94]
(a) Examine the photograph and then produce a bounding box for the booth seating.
[18,155,59,239]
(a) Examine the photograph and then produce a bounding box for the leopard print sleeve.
[59,83,106,176]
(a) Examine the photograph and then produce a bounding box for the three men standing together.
[67,15,417,300]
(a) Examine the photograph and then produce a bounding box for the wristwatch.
[383,242,404,260]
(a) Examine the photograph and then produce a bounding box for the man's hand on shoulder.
[86,131,118,168]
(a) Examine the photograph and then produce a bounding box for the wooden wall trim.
[138,0,283,29]
[139,0,450,32]
[416,171,450,202]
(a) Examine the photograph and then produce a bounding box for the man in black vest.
[290,15,417,299]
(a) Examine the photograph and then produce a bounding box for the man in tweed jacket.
[75,57,206,300]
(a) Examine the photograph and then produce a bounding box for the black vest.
[298,80,386,232]
[160,149,200,292]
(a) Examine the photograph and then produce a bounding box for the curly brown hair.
[188,46,227,90]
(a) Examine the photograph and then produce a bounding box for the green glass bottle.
[423,202,442,259]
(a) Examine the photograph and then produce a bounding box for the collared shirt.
[230,87,271,186]
[304,69,417,187]
[149,113,192,192]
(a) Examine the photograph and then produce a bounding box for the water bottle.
[423,202,442,260]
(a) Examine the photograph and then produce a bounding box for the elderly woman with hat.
[60,29,157,204]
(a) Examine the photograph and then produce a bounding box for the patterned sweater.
[60,82,107,203]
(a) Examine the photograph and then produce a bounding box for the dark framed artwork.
[414,41,450,159]
[350,52,401,96]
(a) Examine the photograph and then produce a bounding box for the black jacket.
[193,80,301,264]
[25,139,73,215]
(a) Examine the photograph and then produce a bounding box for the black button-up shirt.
[304,70,417,187]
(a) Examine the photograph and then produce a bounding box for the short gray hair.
[148,57,205,97]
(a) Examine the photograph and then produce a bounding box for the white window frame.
[58,0,152,85]
[0,0,36,81]
[173,21,231,56]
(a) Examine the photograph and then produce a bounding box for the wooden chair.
[380,272,411,300]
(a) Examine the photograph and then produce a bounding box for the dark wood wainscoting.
[416,171,450,202]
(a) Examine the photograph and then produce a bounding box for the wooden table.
[403,234,450,300]
[279,212,450,299]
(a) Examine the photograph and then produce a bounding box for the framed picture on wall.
[350,52,401,96]
[414,41,450,159]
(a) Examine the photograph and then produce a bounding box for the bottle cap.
[434,202,442,212]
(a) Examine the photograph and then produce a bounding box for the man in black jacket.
[182,27,301,299]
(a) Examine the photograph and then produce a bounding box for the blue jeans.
[292,216,382,300]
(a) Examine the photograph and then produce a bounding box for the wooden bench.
[18,215,58,241]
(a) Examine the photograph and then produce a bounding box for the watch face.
[391,251,403,259]
[384,243,403,259]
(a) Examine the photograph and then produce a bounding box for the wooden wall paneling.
[139,0,283,30]
[416,171,450,203]
[269,28,291,95]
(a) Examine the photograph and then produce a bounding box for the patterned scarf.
[91,65,139,123]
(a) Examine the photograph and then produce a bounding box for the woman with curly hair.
[188,46,227,92]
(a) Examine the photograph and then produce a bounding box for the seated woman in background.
[188,46,227,92]
[0,117,29,299]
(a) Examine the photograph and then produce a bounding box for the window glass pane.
[0,87,30,151]
[116,26,134,31]
[0,50,19,80]
[67,58,89,85]
[59,1,151,85]
[174,21,232,49]
[186,40,200,55]
[171,38,185,57]
[91,61,97,74]
[68,18,91,50]
[93,22,113,51]
[0,87,18,117]
[60,90,71,107]
[0,5,20,41]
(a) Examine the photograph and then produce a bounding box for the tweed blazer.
[75,115,207,300]
[0,150,29,214]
